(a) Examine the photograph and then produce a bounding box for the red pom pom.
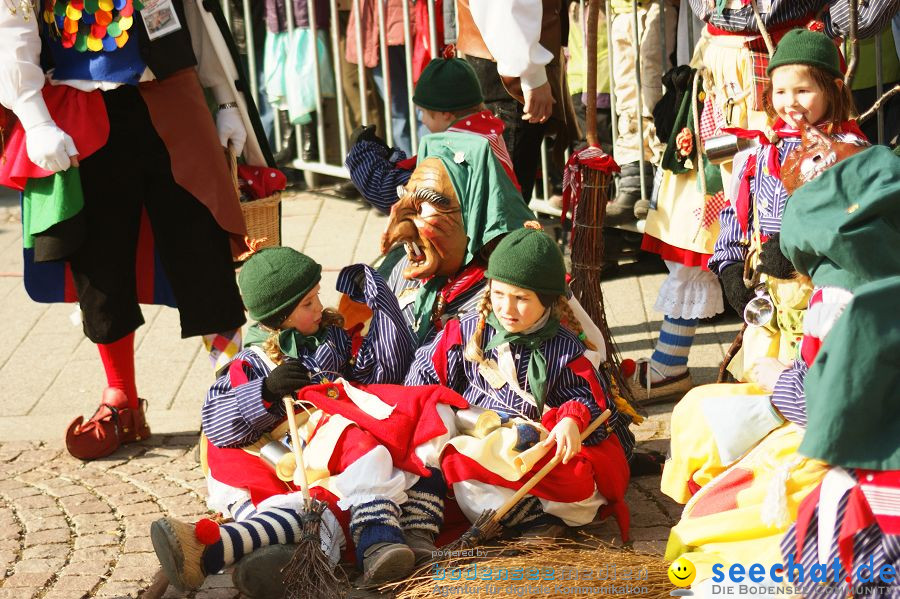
[194,518,221,545]
[620,359,636,379]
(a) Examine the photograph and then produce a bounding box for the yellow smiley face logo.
[668,557,696,587]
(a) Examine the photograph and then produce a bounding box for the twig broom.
[281,396,349,599]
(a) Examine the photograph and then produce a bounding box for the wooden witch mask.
[381,157,467,280]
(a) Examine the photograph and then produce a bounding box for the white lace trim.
[654,262,724,319]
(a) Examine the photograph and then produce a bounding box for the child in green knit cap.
[150,248,436,594]
[345,56,520,214]
[406,227,637,542]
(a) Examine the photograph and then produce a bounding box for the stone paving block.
[93,580,144,597]
[75,533,120,549]
[116,501,161,517]
[4,570,55,587]
[52,574,101,593]
[25,515,68,532]
[62,558,113,578]
[14,557,66,572]
[23,528,69,545]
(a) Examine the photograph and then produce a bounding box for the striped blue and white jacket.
[202,264,416,448]
[405,311,635,456]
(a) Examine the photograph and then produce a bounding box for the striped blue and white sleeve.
[826,0,900,39]
[404,327,466,393]
[771,360,808,428]
[345,140,413,215]
[338,264,417,385]
[201,351,285,448]
[709,198,749,275]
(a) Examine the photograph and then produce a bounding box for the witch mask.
[381,157,468,280]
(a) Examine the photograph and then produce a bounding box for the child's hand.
[541,417,581,464]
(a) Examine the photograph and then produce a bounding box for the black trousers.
[69,85,245,344]
[466,56,548,203]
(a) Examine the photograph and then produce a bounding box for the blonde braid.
[261,329,286,366]
[463,286,493,367]
[554,299,644,424]
[552,297,599,351]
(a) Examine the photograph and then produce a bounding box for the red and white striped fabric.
[448,109,520,191]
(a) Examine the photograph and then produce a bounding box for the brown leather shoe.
[65,388,151,460]
[361,542,415,585]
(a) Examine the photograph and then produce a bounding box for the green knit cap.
[238,247,322,323]
[766,29,842,79]
[485,228,567,297]
[412,58,484,112]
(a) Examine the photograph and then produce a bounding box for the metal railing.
[225,0,893,202]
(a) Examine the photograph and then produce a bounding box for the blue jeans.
[372,45,419,156]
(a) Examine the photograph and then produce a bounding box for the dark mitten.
[262,361,311,405]
[349,125,389,152]
[756,233,795,280]
[720,262,755,316]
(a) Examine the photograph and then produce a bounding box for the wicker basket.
[230,149,282,249]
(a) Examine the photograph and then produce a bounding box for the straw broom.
[385,538,672,599]
[568,0,633,403]
[281,396,349,599]
[445,410,611,551]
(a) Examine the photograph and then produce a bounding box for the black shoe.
[334,181,361,199]
[232,544,298,599]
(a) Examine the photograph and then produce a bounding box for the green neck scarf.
[484,312,559,412]
[244,323,327,358]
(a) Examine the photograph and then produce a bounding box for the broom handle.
[283,396,312,503]
[493,409,612,521]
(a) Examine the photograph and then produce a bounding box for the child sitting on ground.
[345,55,519,214]
[150,247,448,595]
[406,227,636,542]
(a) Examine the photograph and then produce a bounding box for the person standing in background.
[457,0,580,202]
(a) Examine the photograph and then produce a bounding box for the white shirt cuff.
[519,63,548,91]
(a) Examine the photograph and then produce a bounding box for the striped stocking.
[649,316,698,381]
[349,498,404,564]
[201,508,303,574]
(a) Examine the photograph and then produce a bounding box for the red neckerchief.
[722,119,867,235]
[448,110,521,191]
[560,145,620,243]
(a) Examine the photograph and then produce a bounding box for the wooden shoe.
[150,517,209,591]
[627,361,694,405]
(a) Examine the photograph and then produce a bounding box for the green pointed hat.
[800,276,900,470]
[416,131,534,263]
[780,145,900,291]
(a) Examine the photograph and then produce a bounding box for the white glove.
[25,122,78,173]
[747,357,790,392]
[215,106,247,156]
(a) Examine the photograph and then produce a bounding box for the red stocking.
[97,332,138,409]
